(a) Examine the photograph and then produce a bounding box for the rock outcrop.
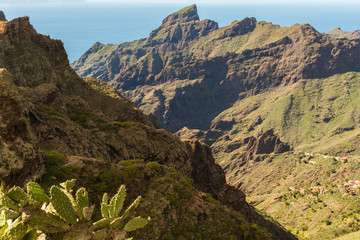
[217,129,290,187]
[0,69,43,185]
[145,4,218,50]
[0,11,6,21]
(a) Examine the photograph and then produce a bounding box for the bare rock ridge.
[145,4,218,49]
[0,11,6,21]
[0,16,295,239]
[161,4,199,26]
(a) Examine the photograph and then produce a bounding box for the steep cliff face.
[0,68,43,185]
[0,15,294,239]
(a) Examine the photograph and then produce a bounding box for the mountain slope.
[0,15,294,239]
[73,5,360,132]
[72,5,360,239]
[210,72,360,158]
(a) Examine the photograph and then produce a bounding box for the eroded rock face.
[0,69,43,185]
[218,129,290,189]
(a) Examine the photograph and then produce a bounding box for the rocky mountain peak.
[161,4,199,27]
[0,11,6,21]
[145,4,217,50]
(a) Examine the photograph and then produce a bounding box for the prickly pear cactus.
[60,179,76,193]
[93,185,148,234]
[0,179,148,240]
[50,186,77,225]
[101,193,109,218]
[27,183,51,203]
[111,185,126,218]
[124,216,149,232]
[7,187,28,203]
[76,188,89,219]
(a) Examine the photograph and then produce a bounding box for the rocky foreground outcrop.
[0,68,43,184]
[0,16,295,239]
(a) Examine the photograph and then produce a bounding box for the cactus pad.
[109,216,125,230]
[123,216,148,232]
[93,217,113,231]
[122,196,142,220]
[50,186,77,225]
[27,183,50,203]
[101,203,109,218]
[111,185,126,218]
[23,208,70,234]
[60,179,76,192]
[0,194,19,211]
[7,187,28,203]
[0,210,6,227]
[2,217,29,240]
[76,188,89,218]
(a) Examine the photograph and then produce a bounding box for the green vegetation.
[0,180,148,239]
[35,104,66,118]
[41,150,76,189]
[83,77,126,101]
[186,21,304,58]
[214,72,360,158]
[334,230,360,240]
[51,159,272,239]
[234,152,360,239]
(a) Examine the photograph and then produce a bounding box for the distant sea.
[2,3,360,62]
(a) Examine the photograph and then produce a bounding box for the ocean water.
[2,3,360,62]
